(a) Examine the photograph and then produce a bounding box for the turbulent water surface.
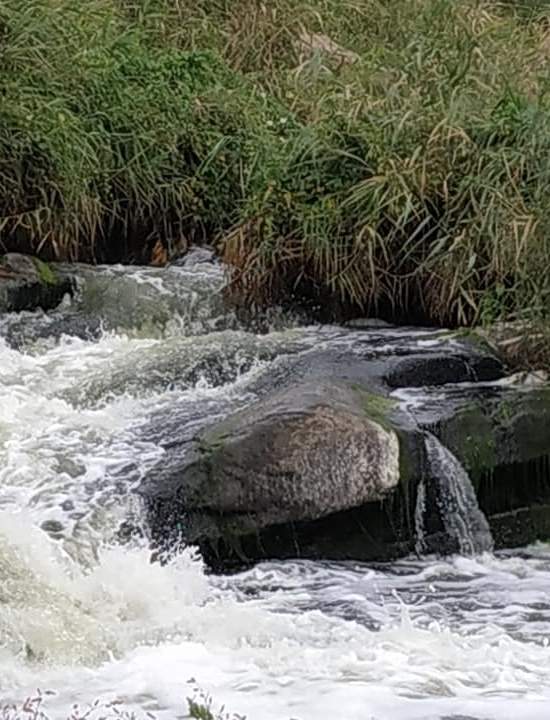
[1,256,550,720]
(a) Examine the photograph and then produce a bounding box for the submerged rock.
[0,253,74,313]
[2,312,102,350]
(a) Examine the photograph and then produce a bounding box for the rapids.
[0,255,549,720]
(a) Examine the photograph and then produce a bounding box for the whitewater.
[0,255,549,720]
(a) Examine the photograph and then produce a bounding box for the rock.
[52,259,230,334]
[344,317,393,330]
[409,385,550,476]
[394,382,550,555]
[2,313,102,349]
[171,245,217,268]
[384,353,503,387]
[2,254,39,276]
[40,520,65,536]
[0,253,74,313]
[143,381,401,560]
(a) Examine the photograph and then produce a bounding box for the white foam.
[2,517,550,720]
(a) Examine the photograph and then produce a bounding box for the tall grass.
[1,0,550,336]
[0,0,261,262]
[219,0,550,327]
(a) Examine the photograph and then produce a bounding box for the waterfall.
[416,432,494,555]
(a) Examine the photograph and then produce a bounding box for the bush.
[1,0,550,345]
[220,0,550,329]
[0,0,267,262]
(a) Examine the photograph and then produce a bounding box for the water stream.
[421,432,494,556]
[1,258,549,720]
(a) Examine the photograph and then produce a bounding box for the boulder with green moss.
[144,380,403,561]
[0,254,74,313]
[411,383,550,548]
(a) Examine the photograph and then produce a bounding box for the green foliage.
[1,0,550,345]
[188,698,217,720]
[219,0,550,331]
[0,0,264,260]
[187,691,245,720]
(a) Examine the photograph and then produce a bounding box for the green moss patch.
[32,258,58,286]
[350,384,397,430]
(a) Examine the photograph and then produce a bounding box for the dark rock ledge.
[0,253,74,313]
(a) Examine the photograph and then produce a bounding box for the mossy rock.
[142,379,403,558]
[351,384,397,431]
[33,258,58,286]
[0,253,74,313]
[432,388,550,480]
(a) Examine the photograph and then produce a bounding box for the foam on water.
[3,533,550,720]
[1,268,550,720]
[0,511,209,668]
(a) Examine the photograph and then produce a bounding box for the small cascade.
[413,476,428,556]
[419,432,494,555]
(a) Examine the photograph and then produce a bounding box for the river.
[0,255,549,720]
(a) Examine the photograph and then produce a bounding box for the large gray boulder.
[144,381,401,552]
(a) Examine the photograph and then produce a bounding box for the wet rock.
[2,313,102,349]
[410,385,550,476]
[143,380,402,561]
[0,253,74,313]
[385,353,503,387]
[344,317,393,330]
[40,520,65,537]
[489,504,550,549]
[61,330,304,407]
[53,260,230,334]
[172,245,217,268]
[395,384,550,553]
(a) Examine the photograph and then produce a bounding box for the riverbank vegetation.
[1,692,240,720]
[1,0,550,343]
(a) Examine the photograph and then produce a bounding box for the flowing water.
[1,256,550,720]
[420,433,494,556]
